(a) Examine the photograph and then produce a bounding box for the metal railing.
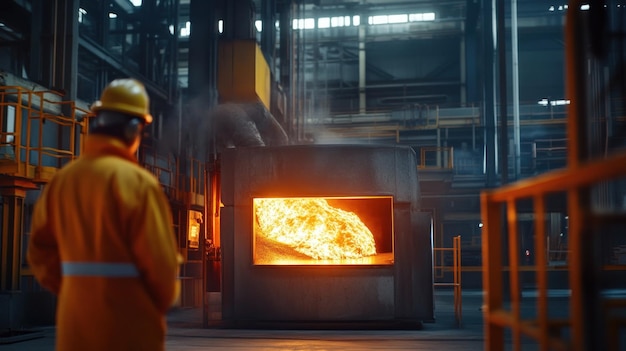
[140,145,178,199]
[418,146,454,169]
[0,85,204,200]
[186,158,205,196]
[0,86,91,181]
[139,146,206,204]
[433,235,462,326]
[481,151,626,351]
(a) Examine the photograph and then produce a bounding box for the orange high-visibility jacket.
[27,134,181,351]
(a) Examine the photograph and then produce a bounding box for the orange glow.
[254,198,377,261]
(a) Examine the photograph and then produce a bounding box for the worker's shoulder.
[66,155,159,187]
[108,157,159,185]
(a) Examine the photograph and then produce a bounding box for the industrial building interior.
[0,0,625,350]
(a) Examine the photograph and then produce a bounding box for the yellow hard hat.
[91,78,153,124]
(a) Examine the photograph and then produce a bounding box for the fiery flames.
[254,198,377,260]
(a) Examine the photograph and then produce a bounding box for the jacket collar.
[83,134,137,163]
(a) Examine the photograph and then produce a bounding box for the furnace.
[220,144,433,326]
[253,196,393,265]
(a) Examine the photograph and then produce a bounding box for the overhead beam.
[78,37,168,100]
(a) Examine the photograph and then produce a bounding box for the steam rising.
[156,94,288,161]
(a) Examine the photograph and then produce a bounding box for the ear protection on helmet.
[123,118,143,144]
[91,111,144,145]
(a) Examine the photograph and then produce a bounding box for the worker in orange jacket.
[27,78,182,351]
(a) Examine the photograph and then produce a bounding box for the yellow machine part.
[217,40,271,110]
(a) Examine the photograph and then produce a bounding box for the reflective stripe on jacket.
[61,262,139,277]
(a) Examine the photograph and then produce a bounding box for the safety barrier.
[481,152,626,351]
[481,1,626,349]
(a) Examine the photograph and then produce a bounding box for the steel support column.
[565,2,598,350]
[189,0,219,105]
[483,0,498,187]
[511,0,521,179]
[496,0,508,185]
[279,2,295,138]
[50,0,79,102]
[28,0,44,82]
[260,0,276,64]
[465,0,480,105]
[223,0,255,40]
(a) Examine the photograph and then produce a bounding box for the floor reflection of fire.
[254,197,393,265]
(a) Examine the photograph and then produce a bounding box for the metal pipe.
[483,0,497,187]
[316,80,461,92]
[460,22,466,106]
[358,24,366,114]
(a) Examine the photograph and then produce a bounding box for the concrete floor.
[0,290,582,351]
[1,289,484,350]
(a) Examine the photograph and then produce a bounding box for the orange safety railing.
[481,152,626,351]
[140,145,178,199]
[139,146,206,204]
[433,235,462,326]
[481,2,626,350]
[0,86,91,181]
[186,157,205,196]
[418,146,454,169]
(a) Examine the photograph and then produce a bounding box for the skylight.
[388,14,408,24]
[292,18,315,30]
[318,17,330,29]
[180,21,190,37]
[331,16,350,27]
[549,4,594,11]
[78,8,87,23]
[538,98,570,106]
[276,11,434,31]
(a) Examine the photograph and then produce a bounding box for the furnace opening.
[253,196,394,265]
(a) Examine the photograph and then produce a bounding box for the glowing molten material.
[254,198,377,260]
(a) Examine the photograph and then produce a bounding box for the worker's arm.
[131,182,181,313]
[27,186,62,295]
